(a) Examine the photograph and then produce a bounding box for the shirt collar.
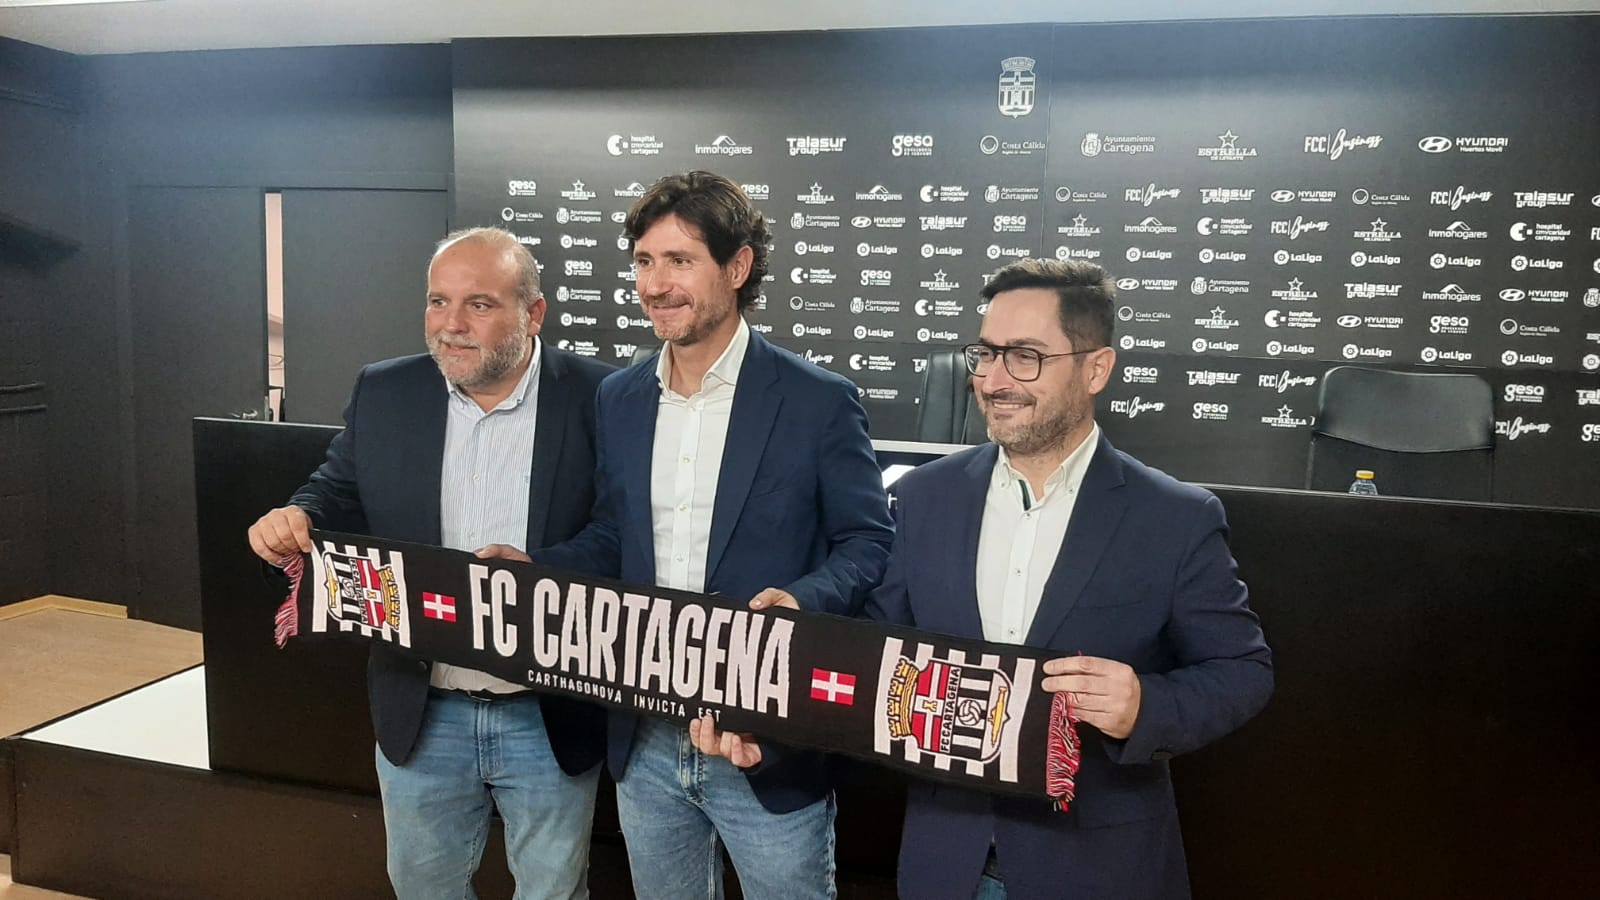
[445,335,541,412]
[656,316,750,397]
[993,422,1101,500]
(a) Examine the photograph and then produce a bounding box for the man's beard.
[981,388,1085,458]
[426,321,528,389]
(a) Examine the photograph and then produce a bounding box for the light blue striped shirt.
[430,338,540,693]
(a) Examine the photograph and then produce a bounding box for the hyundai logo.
[1500,288,1525,302]
[1337,315,1361,328]
[1115,277,1140,291]
[1270,190,1294,203]
[1417,136,1452,154]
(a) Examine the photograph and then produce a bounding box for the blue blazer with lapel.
[537,329,895,812]
[868,434,1273,900]
[289,344,614,774]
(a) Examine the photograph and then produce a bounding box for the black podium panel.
[196,417,378,793]
[1180,487,1600,898]
[197,419,1600,898]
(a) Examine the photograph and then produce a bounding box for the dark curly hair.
[623,171,771,311]
[979,258,1116,351]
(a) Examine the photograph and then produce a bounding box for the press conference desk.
[194,419,1600,899]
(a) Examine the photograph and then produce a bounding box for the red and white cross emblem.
[810,668,856,705]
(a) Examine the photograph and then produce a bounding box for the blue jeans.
[974,874,1006,900]
[374,690,601,900]
[615,717,836,900]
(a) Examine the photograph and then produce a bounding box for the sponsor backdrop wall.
[452,16,1600,508]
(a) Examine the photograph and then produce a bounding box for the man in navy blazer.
[867,258,1273,900]
[500,172,894,900]
[248,228,612,900]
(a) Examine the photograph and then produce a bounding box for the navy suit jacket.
[868,435,1273,900]
[536,329,895,813]
[288,345,614,774]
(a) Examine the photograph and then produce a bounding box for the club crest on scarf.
[311,543,412,647]
[875,637,1034,782]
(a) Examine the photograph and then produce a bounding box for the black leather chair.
[1306,366,1494,500]
[914,349,987,445]
[630,344,659,368]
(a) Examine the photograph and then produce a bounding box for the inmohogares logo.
[1429,221,1488,240]
[856,185,904,203]
[1196,131,1257,162]
[506,180,538,197]
[787,136,847,157]
[891,134,934,158]
[1304,129,1382,160]
[1124,216,1177,235]
[695,135,754,156]
[998,56,1037,117]
[1422,284,1482,303]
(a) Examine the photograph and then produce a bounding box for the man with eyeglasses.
[868,258,1273,900]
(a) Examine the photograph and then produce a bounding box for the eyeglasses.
[961,343,1102,382]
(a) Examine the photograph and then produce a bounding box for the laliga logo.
[1418,136,1452,154]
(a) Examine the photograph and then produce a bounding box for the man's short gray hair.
[433,226,541,308]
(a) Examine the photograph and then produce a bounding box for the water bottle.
[1348,470,1379,496]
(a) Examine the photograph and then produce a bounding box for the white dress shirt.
[650,319,750,594]
[430,338,540,694]
[975,424,1101,645]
